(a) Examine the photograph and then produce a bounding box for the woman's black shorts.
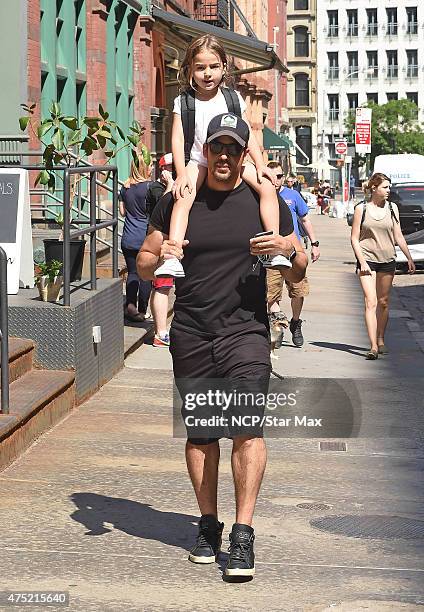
[356,260,396,274]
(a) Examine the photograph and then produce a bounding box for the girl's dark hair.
[362,172,391,196]
[178,34,233,92]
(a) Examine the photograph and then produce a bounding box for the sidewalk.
[1,216,424,611]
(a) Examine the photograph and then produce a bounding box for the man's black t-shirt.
[150,181,294,337]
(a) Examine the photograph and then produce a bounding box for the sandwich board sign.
[0,168,34,294]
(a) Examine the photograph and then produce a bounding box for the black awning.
[152,7,288,74]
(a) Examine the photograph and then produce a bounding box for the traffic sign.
[335,140,348,155]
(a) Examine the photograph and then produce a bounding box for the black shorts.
[356,260,396,274]
[170,326,271,445]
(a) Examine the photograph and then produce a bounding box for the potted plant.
[19,102,146,281]
[35,260,63,302]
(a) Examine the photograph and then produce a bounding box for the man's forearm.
[301,216,316,242]
[137,250,160,281]
[280,251,308,283]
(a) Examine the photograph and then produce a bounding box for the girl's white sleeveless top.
[173,89,246,167]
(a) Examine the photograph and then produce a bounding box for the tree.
[346,99,424,167]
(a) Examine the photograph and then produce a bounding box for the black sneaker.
[290,318,304,347]
[188,514,224,564]
[225,524,255,577]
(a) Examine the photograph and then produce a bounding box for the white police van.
[373,155,424,266]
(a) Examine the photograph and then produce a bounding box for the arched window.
[295,73,309,106]
[294,0,308,10]
[294,26,309,57]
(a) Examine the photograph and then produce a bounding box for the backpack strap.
[221,88,242,118]
[388,201,399,224]
[354,199,366,229]
[181,90,196,165]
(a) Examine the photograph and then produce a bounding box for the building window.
[295,126,312,165]
[295,73,309,106]
[294,0,308,10]
[367,50,378,78]
[386,92,398,101]
[386,8,397,36]
[327,10,338,38]
[406,7,418,35]
[327,52,339,80]
[346,9,358,37]
[406,50,418,78]
[294,27,309,57]
[106,0,136,179]
[347,51,359,78]
[328,94,339,121]
[366,8,378,36]
[406,92,419,118]
[386,50,398,78]
[40,0,87,119]
[406,92,418,106]
[367,93,378,104]
[347,93,358,111]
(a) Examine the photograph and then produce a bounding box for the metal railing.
[0,149,125,255]
[0,247,9,414]
[62,166,119,306]
[16,164,119,306]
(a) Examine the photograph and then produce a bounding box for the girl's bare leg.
[359,271,378,352]
[376,271,395,346]
[154,163,207,277]
[241,162,280,235]
[168,163,207,246]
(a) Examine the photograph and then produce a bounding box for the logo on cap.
[220,114,238,128]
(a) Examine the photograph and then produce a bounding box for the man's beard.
[213,164,234,182]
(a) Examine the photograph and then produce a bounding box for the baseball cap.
[159,153,173,167]
[206,113,249,148]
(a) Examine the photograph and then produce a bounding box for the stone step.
[96,253,127,279]
[0,338,35,385]
[0,369,75,471]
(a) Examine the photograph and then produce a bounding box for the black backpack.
[181,87,242,164]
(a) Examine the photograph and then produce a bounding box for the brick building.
[0,0,286,180]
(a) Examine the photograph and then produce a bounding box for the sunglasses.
[209,141,244,156]
[276,173,284,179]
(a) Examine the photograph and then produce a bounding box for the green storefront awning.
[262,126,292,151]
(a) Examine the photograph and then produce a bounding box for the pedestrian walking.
[350,172,415,359]
[138,114,307,579]
[154,33,289,279]
[145,153,175,346]
[119,146,153,322]
[349,174,356,201]
[279,173,320,347]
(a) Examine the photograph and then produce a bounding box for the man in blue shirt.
[276,173,321,347]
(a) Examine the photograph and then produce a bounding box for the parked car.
[396,227,424,271]
[389,183,424,236]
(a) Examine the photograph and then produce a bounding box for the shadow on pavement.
[310,341,367,357]
[70,492,198,551]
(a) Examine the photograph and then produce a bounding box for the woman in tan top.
[351,173,415,359]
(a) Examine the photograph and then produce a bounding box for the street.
[1,215,424,611]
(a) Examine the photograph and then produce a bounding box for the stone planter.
[37,275,63,302]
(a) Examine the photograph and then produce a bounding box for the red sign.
[335,141,348,155]
[355,108,372,154]
[355,122,371,146]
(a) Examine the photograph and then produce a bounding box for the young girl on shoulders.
[154,34,289,278]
